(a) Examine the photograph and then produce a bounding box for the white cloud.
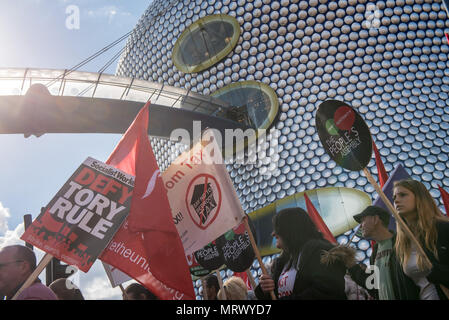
[77,261,124,300]
[0,202,11,235]
[86,6,132,24]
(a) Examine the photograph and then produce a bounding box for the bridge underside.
[0,95,248,140]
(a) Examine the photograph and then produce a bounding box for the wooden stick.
[11,253,53,300]
[348,224,361,245]
[200,277,208,300]
[243,216,277,300]
[119,284,129,300]
[364,168,449,299]
[215,269,226,300]
[363,168,432,269]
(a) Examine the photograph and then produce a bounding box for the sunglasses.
[0,260,24,270]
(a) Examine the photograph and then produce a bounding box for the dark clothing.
[349,220,449,300]
[425,220,449,300]
[348,234,419,300]
[255,239,347,300]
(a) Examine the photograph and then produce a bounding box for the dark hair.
[125,283,158,300]
[49,278,84,300]
[273,207,325,267]
[205,274,220,291]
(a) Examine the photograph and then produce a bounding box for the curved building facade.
[116,0,449,299]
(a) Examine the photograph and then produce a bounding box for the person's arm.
[347,264,378,298]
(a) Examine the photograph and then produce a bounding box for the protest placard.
[162,129,246,255]
[21,157,133,272]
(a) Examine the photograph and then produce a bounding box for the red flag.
[104,102,194,299]
[233,271,252,290]
[438,185,449,216]
[304,193,337,244]
[372,140,389,188]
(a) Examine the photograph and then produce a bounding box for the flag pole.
[215,269,226,300]
[11,253,53,300]
[243,216,277,300]
[348,225,361,244]
[363,168,432,268]
[201,277,208,300]
[246,269,257,291]
[119,284,129,300]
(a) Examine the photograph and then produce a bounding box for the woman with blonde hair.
[217,276,248,300]
[393,179,449,300]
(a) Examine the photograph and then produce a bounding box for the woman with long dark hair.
[255,207,349,300]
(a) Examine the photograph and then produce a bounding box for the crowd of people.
[1,179,448,300]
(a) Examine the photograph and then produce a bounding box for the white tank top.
[403,246,440,300]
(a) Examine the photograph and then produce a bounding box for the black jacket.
[348,220,449,300]
[425,220,449,300]
[255,239,347,300]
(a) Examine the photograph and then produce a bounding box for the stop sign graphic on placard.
[186,174,222,230]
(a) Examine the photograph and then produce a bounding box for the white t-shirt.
[278,264,297,298]
[403,246,440,300]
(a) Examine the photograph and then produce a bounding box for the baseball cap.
[353,205,391,226]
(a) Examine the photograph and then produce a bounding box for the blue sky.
[0,0,152,299]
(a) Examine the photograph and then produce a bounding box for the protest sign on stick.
[100,102,195,300]
[316,100,434,270]
[20,157,133,272]
[15,157,134,299]
[216,217,256,273]
[163,129,246,255]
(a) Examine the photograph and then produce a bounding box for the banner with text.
[21,157,133,272]
[164,129,246,255]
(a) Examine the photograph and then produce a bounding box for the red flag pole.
[304,192,336,244]
[243,216,277,300]
[372,139,389,188]
[371,139,389,249]
[438,185,449,216]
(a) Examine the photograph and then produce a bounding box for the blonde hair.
[217,276,248,300]
[393,179,448,270]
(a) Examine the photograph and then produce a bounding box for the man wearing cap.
[346,205,419,300]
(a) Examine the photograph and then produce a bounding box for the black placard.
[194,241,224,272]
[316,100,372,171]
[215,217,256,273]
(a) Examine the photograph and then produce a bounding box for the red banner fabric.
[372,140,389,188]
[304,192,337,244]
[438,185,449,216]
[100,102,195,300]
